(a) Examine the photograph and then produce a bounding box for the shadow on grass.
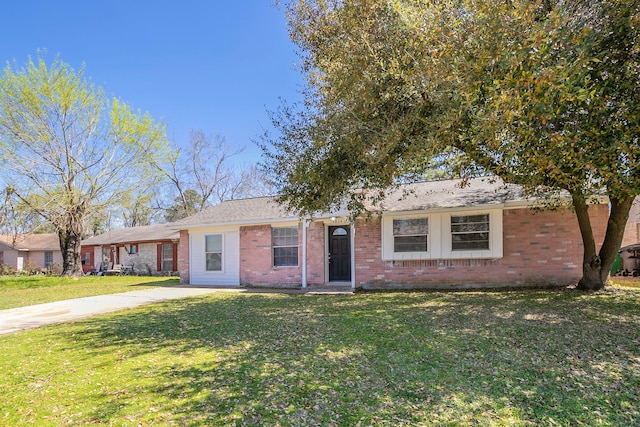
[126,277,181,288]
[65,290,640,425]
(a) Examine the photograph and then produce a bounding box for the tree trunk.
[573,192,635,290]
[58,229,84,276]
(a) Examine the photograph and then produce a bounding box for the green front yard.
[1,287,639,426]
[0,275,179,310]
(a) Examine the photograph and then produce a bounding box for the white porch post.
[350,222,356,290]
[302,219,309,288]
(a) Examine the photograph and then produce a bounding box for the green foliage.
[164,189,201,222]
[0,55,168,274]
[266,0,639,209]
[264,0,639,288]
[0,289,639,425]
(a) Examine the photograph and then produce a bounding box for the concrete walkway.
[0,287,226,336]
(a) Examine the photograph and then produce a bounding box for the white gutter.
[301,219,309,288]
[351,222,356,290]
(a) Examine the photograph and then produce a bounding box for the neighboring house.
[622,197,640,248]
[172,178,609,290]
[81,224,180,275]
[0,234,62,272]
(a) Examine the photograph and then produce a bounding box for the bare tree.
[156,130,274,222]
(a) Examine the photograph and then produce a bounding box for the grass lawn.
[0,275,179,310]
[1,288,639,426]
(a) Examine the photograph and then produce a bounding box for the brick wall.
[306,221,326,285]
[179,230,190,284]
[622,197,640,247]
[239,224,302,287]
[355,205,609,289]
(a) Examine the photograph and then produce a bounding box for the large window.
[44,251,54,268]
[451,214,490,250]
[272,227,298,267]
[393,218,428,252]
[161,244,174,272]
[205,235,223,271]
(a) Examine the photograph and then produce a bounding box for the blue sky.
[1,1,304,163]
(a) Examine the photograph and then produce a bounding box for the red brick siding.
[239,224,302,287]
[178,230,190,284]
[354,205,609,288]
[306,221,326,285]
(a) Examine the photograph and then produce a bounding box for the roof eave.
[171,216,301,230]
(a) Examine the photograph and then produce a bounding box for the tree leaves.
[263,0,640,287]
[0,54,169,274]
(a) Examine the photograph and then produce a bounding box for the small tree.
[0,56,167,276]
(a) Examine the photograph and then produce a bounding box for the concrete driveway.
[0,287,227,335]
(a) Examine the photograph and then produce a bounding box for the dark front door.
[329,226,351,282]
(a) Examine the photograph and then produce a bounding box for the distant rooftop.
[0,233,60,251]
[81,223,179,246]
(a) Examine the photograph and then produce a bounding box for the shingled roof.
[172,178,532,229]
[170,196,295,228]
[0,234,60,251]
[372,178,527,212]
[81,223,179,246]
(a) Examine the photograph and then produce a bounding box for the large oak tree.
[263,0,640,289]
[0,56,168,276]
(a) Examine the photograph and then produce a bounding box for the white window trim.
[382,209,502,260]
[272,226,300,268]
[442,210,502,259]
[205,233,224,273]
[382,214,441,260]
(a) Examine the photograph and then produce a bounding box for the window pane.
[272,227,298,246]
[394,235,428,252]
[452,232,490,250]
[205,235,222,252]
[393,218,428,236]
[272,227,299,267]
[206,253,222,271]
[332,227,348,236]
[162,243,173,259]
[393,218,428,253]
[451,215,490,251]
[274,247,298,267]
[451,215,489,232]
[45,251,53,267]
